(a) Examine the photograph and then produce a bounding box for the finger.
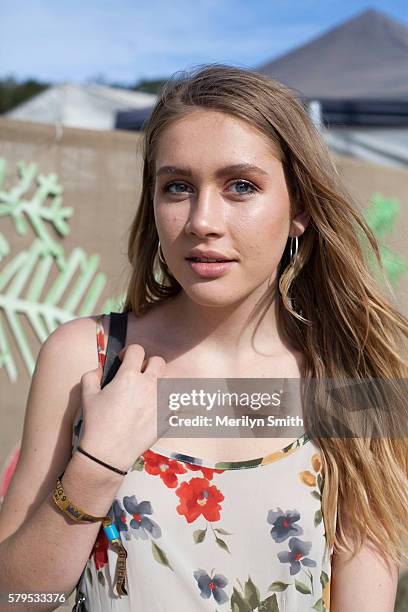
[117,344,146,372]
[144,355,166,377]
[81,367,103,396]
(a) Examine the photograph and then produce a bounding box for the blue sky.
[1,0,407,84]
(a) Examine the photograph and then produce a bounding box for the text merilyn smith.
[168,415,303,428]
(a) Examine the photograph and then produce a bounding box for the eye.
[162,179,258,196]
[228,180,258,195]
[163,181,193,194]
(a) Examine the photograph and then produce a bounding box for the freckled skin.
[153,109,308,312]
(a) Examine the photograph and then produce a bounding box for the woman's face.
[153,109,308,307]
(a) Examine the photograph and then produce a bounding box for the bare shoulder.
[331,520,399,611]
[0,314,106,543]
[40,314,106,366]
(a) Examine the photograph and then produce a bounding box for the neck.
[159,278,289,359]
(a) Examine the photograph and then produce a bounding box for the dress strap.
[95,315,107,370]
[100,312,129,389]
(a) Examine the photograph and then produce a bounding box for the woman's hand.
[78,344,167,472]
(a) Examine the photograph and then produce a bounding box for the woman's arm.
[330,533,399,611]
[0,317,124,611]
[0,452,124,611]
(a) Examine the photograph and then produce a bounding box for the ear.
[290,205,310,238]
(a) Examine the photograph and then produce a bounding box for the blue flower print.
[123,495,162,540]
[277,537,317,575]
[108,500,130,541]
[193,569,229,605]
[267,507,303,542]
[108,499,130,540]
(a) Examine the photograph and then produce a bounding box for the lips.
[186,257,233,263]
[185,248,236,261]
[186,259,236,279]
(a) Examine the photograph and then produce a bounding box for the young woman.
[0,64,407,612]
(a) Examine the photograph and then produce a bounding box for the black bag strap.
[101,311,128,388]
[72,312,129,612]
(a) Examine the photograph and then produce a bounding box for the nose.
[184,187,225,238]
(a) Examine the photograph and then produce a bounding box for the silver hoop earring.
[289,236,298,262]
[157,240,167,266]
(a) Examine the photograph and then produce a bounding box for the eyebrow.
[155,163,269,178]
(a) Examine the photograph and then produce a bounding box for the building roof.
[6,82,157,130]
[258,9,408,100]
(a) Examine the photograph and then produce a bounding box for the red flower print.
[96,318,106,369]
[143,450,187,488]
[175,477,224,523]
[90,526,109,570]
[185,463,224,480]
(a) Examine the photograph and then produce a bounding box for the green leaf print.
[86,567,93,587]
[267,581,289,592]
[208,523,233,551]
[193,527,207,543]
[151,540,174,571]
[230,587,252,612]
[303,568,314,594]
[320,570,329,588]
[314,508,323,527]
[311,490,322,501]
[215,535,231,554]
[258,593,280,612]
[97,571,105,587]
[131,456,145,471]
[294,579,311,594]
[312,597,325,611]
[243,576,260,608]
[317,473,323,492]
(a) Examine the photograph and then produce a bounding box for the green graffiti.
[362,192,407,287]
[0,158,125,382]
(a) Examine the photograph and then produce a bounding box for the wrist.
[78,436,132,474]
[76,445,128,476]
[61,451,125,516]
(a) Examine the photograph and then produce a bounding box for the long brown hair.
[123,63,408,566]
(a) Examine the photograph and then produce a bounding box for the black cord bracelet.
[76,446,128,476]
